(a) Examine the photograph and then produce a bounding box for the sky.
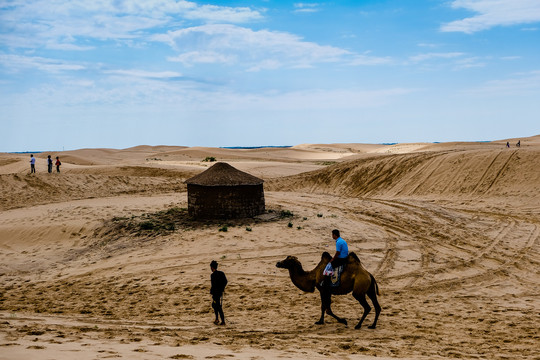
[1,0,540,152]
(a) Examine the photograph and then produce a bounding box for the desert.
[0,136,539,360]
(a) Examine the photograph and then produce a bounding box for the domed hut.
[185,162,265,219]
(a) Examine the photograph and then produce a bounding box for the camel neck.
[288,264,316,293]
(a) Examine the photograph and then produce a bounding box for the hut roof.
[185,162,264,186]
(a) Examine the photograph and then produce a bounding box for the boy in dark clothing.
[210,260,227,325]
[47,155,53,173]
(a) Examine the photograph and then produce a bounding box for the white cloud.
[417,43,440,48]
[409,52,465,62]
[348,54,393,66]
[294,3,320,9]
[156,24,351,70]
[0,0,263,49]
[168,51,237,66]
[0,54,85,73]
[4,75,415,111]
[407,52,487,70]
[463,70,540,95]
[293,3,320,13]
[104,69,183,79]
[442,0,540,33]
[453,57,485,69]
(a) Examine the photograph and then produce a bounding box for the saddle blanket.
[322,263,344,287]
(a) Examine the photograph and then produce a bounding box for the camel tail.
[370,273,380,296]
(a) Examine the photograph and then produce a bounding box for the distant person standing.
[29,154,36,173]
[47,155,53,173]
[516,140,521,148]
[210,260,228,325]
[55,156,61,173]
[506,142,510,148]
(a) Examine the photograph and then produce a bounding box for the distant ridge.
[220,146,292,149]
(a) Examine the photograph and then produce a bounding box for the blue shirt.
[335,237,348,258]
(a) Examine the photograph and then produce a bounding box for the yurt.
[185,162,265,219]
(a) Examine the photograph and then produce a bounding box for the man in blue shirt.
[331,229,348,269]
[321,229,349,287]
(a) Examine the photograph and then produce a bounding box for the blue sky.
[1,0,539,152]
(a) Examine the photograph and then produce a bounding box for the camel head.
[276,255,300,270]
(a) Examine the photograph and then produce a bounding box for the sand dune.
[0,136,539,359]
[267,146,540,200]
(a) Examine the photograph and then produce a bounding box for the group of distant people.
[29,154,61,173]
[506,140,520,148]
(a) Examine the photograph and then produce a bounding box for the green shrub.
[280,210,293,217]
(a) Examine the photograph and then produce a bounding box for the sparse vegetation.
[202,156,216,162]
[280,210,293,217]
[288,222,293,228]
[317,213,323,218]
[218,225,228,232]
[95,207,188,241]
[246,227,252,231]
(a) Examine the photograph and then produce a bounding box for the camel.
[276,251,381,329]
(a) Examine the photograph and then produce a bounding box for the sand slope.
[268,147,540,200]
[0,137,539,359]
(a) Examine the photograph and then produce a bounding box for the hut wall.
[187,184,265,219]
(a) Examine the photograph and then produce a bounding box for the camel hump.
[348,252,361,263]
[321,252,332,261]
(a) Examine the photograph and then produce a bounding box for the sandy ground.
[0,137,539,359]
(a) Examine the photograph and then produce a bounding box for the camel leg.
[317,287,347,325]
[316,289,331,325]
[353,292,371,330]
[325,305,348,325]
[367,280,381,329]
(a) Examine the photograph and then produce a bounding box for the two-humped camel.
[276,251,381,329]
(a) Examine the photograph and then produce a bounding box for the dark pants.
[48,164,52,173]
[56,165,60,173]
[30,164,35,173]
[331,257,347,269]
[212,294,224,323]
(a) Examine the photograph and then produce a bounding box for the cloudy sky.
[1,0,540,151]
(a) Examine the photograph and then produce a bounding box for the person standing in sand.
[47,155,53,173]
[55,156,61,173]
[210,260,228,325]
[29,154,36,173]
